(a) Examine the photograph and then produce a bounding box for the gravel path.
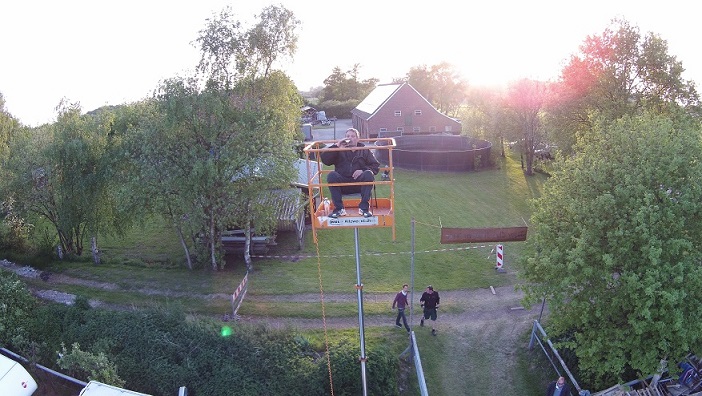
[237,286,541,332]
[1,258,543,330]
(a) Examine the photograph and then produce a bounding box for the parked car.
[0,353,38,396]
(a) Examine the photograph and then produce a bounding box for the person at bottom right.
[546,376,571,396]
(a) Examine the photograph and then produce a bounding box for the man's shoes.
[359,208,372,218]
[431,329,437,336]
[420,319,424,327]
[395,323,402,328]
[329,208,347,219]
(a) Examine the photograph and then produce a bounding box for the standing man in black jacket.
[320,128,380,218]
[420,285,440,336]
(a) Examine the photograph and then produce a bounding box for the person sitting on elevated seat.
[320,128,380,218]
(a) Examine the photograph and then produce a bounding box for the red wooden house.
[351,82,462,138]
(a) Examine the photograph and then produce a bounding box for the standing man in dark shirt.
[419,285,440,336]
[319,128,380,218]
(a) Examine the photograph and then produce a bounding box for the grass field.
[21,150,557,395]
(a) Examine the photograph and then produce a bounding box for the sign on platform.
[440,226,528,244]
[320,216,379,227]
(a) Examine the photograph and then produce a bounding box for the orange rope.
[315,236,335,395]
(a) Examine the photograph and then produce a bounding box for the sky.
[1,0,701,127]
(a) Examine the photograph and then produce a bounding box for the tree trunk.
[74,226,84,256]
[91,236,100,265]
[524,130,535,176]
[167,205,193,270]
[57,229,72,256]
[244,220,253,272]
[174,225,193,270]
[210,216,217,270]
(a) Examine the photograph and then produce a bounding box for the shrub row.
[0,273,400,395]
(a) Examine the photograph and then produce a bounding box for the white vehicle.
[79,380,153,395]
[315,111,331,126]
[0,353,38,396]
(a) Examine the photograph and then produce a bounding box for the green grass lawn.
[23,151,554,395]
[42,151,546,304]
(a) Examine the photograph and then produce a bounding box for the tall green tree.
[520,113,702,387]
[0,93,20,167]
[100,102,158,237]
[405,62,468,117]
[0,95,30,253]
[504,79,550,175]
[320,64,378,103]
[4,100,115,256]
[462,86,520,158]
[195,5,300,84]
[134,73,299,271]
[135,4,303,270]
[548,18,701,154]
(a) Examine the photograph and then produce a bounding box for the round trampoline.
[375,134,492,172]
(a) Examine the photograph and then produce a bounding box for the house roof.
[259,188,305,230]
[354,83,403,116]
[291,158,319,188]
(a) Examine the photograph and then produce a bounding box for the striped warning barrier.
[495,244,504,270]
[230,273,249,317]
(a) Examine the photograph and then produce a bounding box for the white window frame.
[394,111,402,116]
[379,128,388,132]
[397,127,404,132]
[413,127,420,132]
[414,110,422,115]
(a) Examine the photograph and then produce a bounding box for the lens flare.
[221,326,232,337]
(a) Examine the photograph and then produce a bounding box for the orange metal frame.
[303,138,396,241]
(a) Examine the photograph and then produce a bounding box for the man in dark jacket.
[319,128,380,218]
[419,285,440,335]
[546,376,571,396]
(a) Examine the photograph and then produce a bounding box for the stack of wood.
[221,230,276,255]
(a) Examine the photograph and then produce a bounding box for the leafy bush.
[0,271,37,346]
[320,340,399,396]
[317,99,359,119]
[57,342,125,387]
[0,198,33,252]
[22,301,400,395]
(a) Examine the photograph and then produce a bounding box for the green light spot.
[221,326,232,337]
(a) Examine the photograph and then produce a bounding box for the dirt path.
[1,258,543,331]
[237,287,541,331]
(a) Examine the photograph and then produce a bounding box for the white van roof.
[79,381,152,396]
[0,354,38,396]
